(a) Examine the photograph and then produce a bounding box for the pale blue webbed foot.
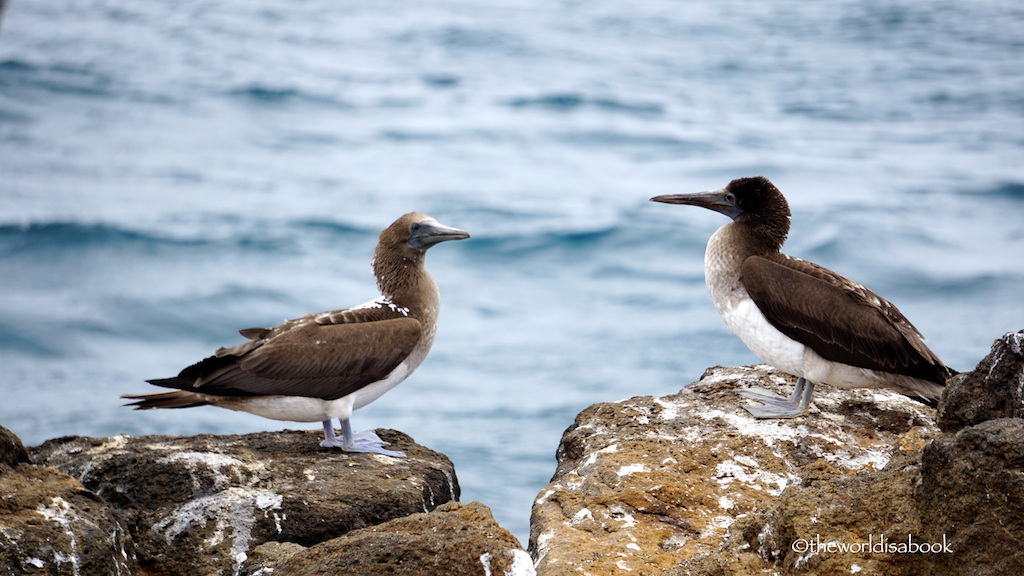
[320,419,407,458]
[737,377,814,419]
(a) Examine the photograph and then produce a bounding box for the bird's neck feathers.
[372,243,438,314]
[734,193,791,255]
[734,217,789,256]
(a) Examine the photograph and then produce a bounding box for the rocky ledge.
[1,428,530,576]
[530,329,1024,576]
[2,330,1022,576]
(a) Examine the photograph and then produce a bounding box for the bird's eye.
[411,223,421,232]
[726,192,737,204]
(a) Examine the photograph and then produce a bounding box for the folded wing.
[740,254,951,384]
[147,307,422,401]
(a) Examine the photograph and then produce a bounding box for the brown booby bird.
[651,177,954,418]
[123,213,470,456]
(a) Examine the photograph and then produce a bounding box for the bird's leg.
[737,377,814,418]
[320,418,406,457]
[320,420,343,447]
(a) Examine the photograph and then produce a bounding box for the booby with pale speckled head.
[652,177,954,418]
[123,213,469,456]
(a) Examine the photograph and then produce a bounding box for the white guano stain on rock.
[52,435,131,485]
[533,529,556,565]
[616,463,646,477]
[507,548,537,576]
[152,486,283,576]
[535,489,556,505]
[715,459,795,495]
[35,496,83,576]
[697,404,896,472]
[481,551,493,576]
[653,397,680,420]
[157,452,256,491]
[480,549,537,576]
[531,364,941,575]
[607,505,637,528]
[580,443,618,468]
[570,508,594,525]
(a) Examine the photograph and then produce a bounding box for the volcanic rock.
[0,425,137,576]
[915,417,1024,576]
[264,500,534,576]
[937,329,1024,432]
[31,428,458,576]
[529,364,938,576]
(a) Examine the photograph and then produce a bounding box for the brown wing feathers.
[740,254,951,384]
[145,309,422,401]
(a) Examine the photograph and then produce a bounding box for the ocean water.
[1,0,1023,545]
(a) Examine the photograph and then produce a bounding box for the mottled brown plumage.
[123,213,469,455]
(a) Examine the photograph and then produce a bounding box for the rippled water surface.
[2,0,1023,543]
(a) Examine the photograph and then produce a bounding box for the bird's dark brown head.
[651,176,791,250]
[378,213,470,259]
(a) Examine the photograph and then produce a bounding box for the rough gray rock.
[710,414,1024,576]
[692,443,931,576]
[1,426,137,576]
[4,425,536,576]
[915,417,1024,576]
[6,330,1023,576]
[266,501,534,576]
[532,330,1024,576]
[241,541,307,575]
[0,425,30,469]
[529,364,937,576]
[937,330,1024,432]
[31,428,458,576]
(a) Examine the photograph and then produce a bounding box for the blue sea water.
[1,0,1023,545]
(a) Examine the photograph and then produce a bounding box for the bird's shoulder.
[215,297,421,360]
[746,253,911,327]
[193,299,424,390]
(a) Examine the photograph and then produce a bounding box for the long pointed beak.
[651,189,741,219]
[409,219,471,250]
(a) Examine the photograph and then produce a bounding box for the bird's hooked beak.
[407,219,471,250]
[651,188,742,220]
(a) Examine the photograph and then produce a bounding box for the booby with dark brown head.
[123,213,470,457]
[652,177,954,418]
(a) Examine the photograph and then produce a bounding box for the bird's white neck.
[704,223,753,314]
